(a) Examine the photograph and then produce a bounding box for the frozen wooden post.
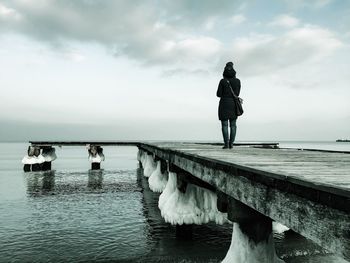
[160,159,167,174]
[176,173,188,193]
[175,177,193,240]
[31,147,41,171]
[23,146,32,172]
[167,164,193,239]
[41,147,57,171]
[222,198,281,263]
[175,224,193,239]
[174,166,193,240]
[22,146,44,172]
[87,145,105,170]
[228,198,272,243]
[217,191,228,213]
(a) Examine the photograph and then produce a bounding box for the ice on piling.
[143,154,156,178]
[273,222,289,234]
[22,155,45,165]
[42,148,57,162]
[22,146,45,165]
[89,154,104,163]
[139,150,148,168]
[87,145,105,163]
[158,172,227,225]
[222,223,284,263]
[159,172,177,209]
[137,150,142,162]
[149,161,168,193]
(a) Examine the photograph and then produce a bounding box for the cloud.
[269,14,299,28]
[161,68,211,77]
[0,0,343,77]
[63,50,86,62]
[0,0,242,71]
[228,25,343,76]
[230,14,246,25]
[0,2,21,21]
[283,0,333,9]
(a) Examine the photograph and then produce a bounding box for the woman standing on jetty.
[216,62,241,149]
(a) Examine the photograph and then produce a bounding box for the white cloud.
[230,14,246,25]
[229,25,343,76]
[0,0,344,77]
[269,14,299,28]
[203,17,217,31]
[343,31,350,40]
[63,51,86,62]
[283,0,333,9]
[0,2,21,20]
[174,37,221,61]
[0,0,233,72]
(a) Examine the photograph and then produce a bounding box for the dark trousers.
[221,118,237,146]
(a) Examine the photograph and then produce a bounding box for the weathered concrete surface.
[139,142,350,260]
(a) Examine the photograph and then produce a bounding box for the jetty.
[23,141,350,262]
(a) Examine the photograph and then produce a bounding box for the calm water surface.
[0,142,348,262]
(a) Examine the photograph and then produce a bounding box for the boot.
[222,142,229,149]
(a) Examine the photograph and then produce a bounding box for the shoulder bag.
[226,79,244,116]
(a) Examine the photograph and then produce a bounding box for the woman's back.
[217,78,241,98]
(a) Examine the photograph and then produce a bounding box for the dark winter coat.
[216,67,241,120]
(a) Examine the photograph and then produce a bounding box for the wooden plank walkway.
[30,140,350,198]
[138,142,350,259]
[144,142,350,194]
[28,140,350,258]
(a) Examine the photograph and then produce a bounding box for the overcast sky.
[0,0,349,142]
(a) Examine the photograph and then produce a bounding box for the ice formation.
[139,149,226,225]
[139,150,147,166]
[222,223,284,263]
[137,150,142,162]
[22,155,45,165]
[148,161,168,193]
[158,172,227,225]
[272,222,289,234]
[42,148,57,162]
[88,153,104,163]
[142,154,157,178]
[87,145,105,163]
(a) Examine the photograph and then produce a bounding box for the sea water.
[0,142,348,262]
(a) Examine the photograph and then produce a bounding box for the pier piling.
[22,146,44,172]
[24,141,350,261]
[88,145,105,170]
[228,198,272,243]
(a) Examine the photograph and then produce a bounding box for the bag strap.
[225,79,238,99]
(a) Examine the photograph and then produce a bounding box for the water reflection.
[137,167,171,239]
[88,169,103,189]
[137,166,232,262]
[25,169,107,196]
[26,170,55,196]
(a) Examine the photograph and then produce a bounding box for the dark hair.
[223,61,236,78]
[226,61,234,68]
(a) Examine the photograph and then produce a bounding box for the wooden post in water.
[23,146,44,172]
[160,159,167,174]
[223,197,281,262]
[175,224,193,239]
[31,147,42,171]
[41,146,56,171]
[217,191,228,213]
[168,164,193,239]
[228,198,272,243]
[88,145,104,170]
[175,175,192,235]
[176,173,188,194]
